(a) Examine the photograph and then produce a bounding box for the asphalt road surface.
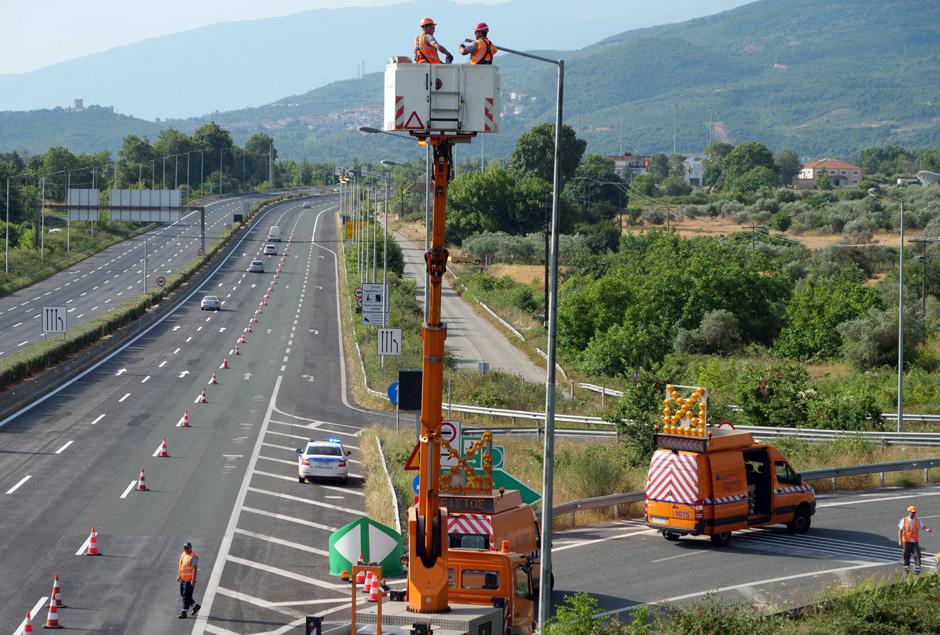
[392,230,544,383]
[552,485,940,619]
[0,196,394,634]
[0,194,269,360]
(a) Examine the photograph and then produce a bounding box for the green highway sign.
[328,517,404,577]
[461,436,505,470]
[492,469,541,505]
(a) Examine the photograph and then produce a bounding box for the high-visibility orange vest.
[470,38,497,65]
[901,517,921,542]
[179,551,198,581]
[414,34,441,64]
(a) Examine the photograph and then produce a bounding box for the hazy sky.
[1,0,498,74]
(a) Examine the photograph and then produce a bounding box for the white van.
[267,225,281,242]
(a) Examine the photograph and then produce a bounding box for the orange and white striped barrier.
[136,467,148,491]
[43,600,62,629]
[86,527,101,556]
[158,436,169,458]
[50,575,64,608]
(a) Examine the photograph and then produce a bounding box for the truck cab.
[447,546,536,634]
[645,427,816,545]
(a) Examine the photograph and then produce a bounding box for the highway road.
[392,230,544,383]
[0,194,269,360]
[0,195,394,634]
[552,485,940,619]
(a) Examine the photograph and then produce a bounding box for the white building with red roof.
[795,159,864,189]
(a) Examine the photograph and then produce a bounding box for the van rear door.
[646,449,700,531]
[707,453,749,531]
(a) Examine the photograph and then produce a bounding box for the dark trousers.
[180,581,197,612]
[902,541,922,571]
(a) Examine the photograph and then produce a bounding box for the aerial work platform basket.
[384,60,500,135]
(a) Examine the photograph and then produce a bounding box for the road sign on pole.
[329,517,404,577]
[155,276,166,288]
[378,328,402,356]
[42,306,67,334]
[361,282,387,326]
[387,381,399,406]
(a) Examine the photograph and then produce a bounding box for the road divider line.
[54,440,74,455]
[158,360,167,368]
[119,480,136,499]
[233,528,330,557]
[91,414,105,425]
[247,485,362,515]
[118,392,131,403]
[141,375,151,383]
[5,475,31,494]
[74,535,90,556]
[225,555,347,590]
[241,506,337,532]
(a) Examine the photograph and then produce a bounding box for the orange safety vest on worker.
[470,38,497,64]
[900,517,923,542]
[414,34,441,64]
[179,550,198,581]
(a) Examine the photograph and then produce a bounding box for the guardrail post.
[512,416,516,427]
[601,387,605,408]
[925,468,929,483]
[880,472,885,488]
[612,504,619,520]
[831,476,836,491]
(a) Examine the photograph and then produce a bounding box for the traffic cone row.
[23,611,33,633]
[368,576,383,602]
[197,388,208,404]
[43,599,62,629]
[159,436,169,458]
[51,575,64,608]
[180,409,191,427]
[221,356,230,369]
[209,371,218,384]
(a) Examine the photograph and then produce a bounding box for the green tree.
[722,142,775,191]
[703,141,733,187]
[668,154,687,179]
[192,122,236,182]
[773,268,881,359]
[775,148,801,186]
[733,165,778,193]
[509,123,585,185]
[244,132,276,186]
[735,361,811,427]
[815,169,832,190]
[606,372,663,467]
[647,153,670,183]
[661,175,692,196]
[446,168,551,244]
[117,135,156,187]
[629,173,657,197]
[566,153,625,211]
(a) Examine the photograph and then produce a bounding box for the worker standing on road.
[177,542,202,618]
[414,18,453,64]
[898,506,931,574]
[459,22,497,64]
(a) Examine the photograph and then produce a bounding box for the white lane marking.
[552,528,654,553]
[67,307,76,313]
[6,475,32,494]
[186,336,193,342]
[193,375,284,633]
[819,488,940,508]
[17,340,29,347]
[206,316,212,322]
[75,535,91,556]
[196,327,203,332]
[280,365,287,371]
[54,440,74,455]
[247,485,363,515]
[213,588,306,622]
[225,555,347,590]
[141,375,151,383]
[91,414,106,425]
[158,360,167,368]
[241,506,337,533]
[598,560,890,617]
[651,550,708,564]
[76,314,84,319]
[13,597,48,635]
[119,480,137,499]
[173,347,181,354]
[233,528,330,557]
[118,392,131,403]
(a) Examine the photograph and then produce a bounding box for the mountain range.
[1,0,938,163]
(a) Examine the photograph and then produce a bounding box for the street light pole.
[897,201,904,434]
[495,42,565,631]
[5,177,9,274]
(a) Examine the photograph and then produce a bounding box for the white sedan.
[297,439,350,483]
[200,295,221,311]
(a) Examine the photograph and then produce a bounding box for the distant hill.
[0,0,748,120]
[1,0,938,162]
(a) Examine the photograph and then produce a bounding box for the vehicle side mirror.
[346,449,352,456]
[296,448,302,454]
[796,474,802,485]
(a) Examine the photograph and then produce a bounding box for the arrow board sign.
[42,306,67,334]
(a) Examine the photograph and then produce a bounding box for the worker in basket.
[459,22,497,64]
[414,17,453,64]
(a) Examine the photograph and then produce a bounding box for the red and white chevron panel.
[646,450,699,505]
[394,96,405,130]
[484,97,494,132]
[448,514,493,536]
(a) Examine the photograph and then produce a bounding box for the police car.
[297,438,351,484]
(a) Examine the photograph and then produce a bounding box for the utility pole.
[673,101,678,155]
[66,172,71,252]
[911,237,939,349]
[219,148,223,195]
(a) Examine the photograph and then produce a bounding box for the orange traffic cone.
[355,569,365,587]
[209,371,218,385]
[362,570,373,594]
[181,409,191,427]
[237,333,246,344]
[159,436,169,458]
[43,600,62,628]
[368,577,380,602]
[23,611,33,634]
[246,323,252,333]
[136,467,148,491]
[198,388,208,403]
[234,343,241,356]
[221,357,230,369]
[257,305,263,314]
[86,527,101,556]
[50,575,64,608]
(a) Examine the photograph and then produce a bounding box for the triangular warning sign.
[403,111,425,130]
[404,442,420,471]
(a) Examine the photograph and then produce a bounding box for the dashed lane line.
[246,485,363,516]
[54,440,74,455]
[5,475,31,494]
[225,555,347,591]
[241,506,337,533]
[91,414,105,425]
[214,588,306,621]
[13,596,49,635]
[118,392,131,403]
[119,480,137,499]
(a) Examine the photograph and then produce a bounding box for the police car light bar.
[328,438,342,444]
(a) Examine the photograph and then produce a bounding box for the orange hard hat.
[908,505,918,513]
[420,17,436,27]
[475,22,489,32]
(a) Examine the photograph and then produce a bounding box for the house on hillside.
[793,159,863,189]
[607,153,650,180]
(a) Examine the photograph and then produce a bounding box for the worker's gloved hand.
[464,38,473,43]
[445,54,454,64]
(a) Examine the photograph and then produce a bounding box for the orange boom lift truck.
[645,385,816,547]
[350,55,537,634]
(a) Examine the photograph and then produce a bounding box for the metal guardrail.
[464,426,615,438]
[550,457,940,517]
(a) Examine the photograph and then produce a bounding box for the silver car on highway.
[200,295,221,311]
[297,439,350,484]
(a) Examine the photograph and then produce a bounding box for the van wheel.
[710,532,732,547]
[787,508,812,534]
[662,531,681,542]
